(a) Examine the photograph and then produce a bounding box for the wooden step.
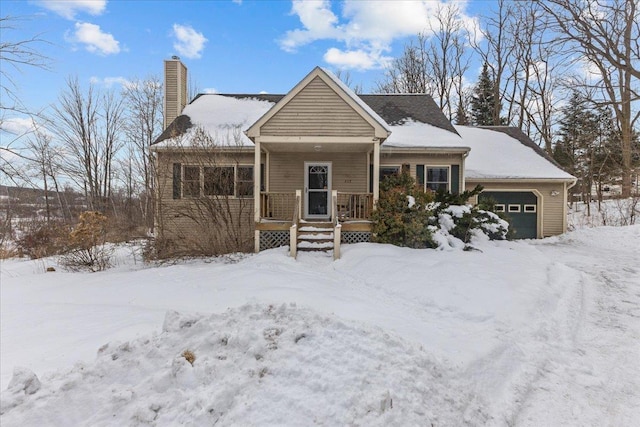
[296,222,335,252]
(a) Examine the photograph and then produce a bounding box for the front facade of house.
[152,60,575,258]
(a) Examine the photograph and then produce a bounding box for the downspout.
[462,150,469,194]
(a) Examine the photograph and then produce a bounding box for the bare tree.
[334,70,363,94]
[541,0,640,197]
[376,34,431,94]
[122,76,163,230]
[375,3,471,120]
[155,126,255,257]
[50,77,125,211]
[24,125,68,223]
[471,0,518,126]
[0,15,50,123]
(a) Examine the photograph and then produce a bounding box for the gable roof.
[245,67,391,139]
[154,92,458,147]
[457,126,574,181]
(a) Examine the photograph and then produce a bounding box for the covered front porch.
[251,139,382,259]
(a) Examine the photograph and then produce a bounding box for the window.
[186,165,254,197]
[379,166,400,181]
[237,166,254,197]
[204,166,234,196]
[524,204,536,213]
[426,167,448,191]
[183,166,200,197]
[495,204,506,212]
[508,204,521,213]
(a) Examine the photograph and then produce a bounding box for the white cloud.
[89,76,132,88]
[280,0,477,71]
[172,24,207,59]
[68,22,120,55]
[35,0,107,20]
[0,117,37,136]
[323,48,391,71]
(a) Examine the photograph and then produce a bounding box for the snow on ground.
[1,225,639,425]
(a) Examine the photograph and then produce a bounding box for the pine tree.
[455,103,469,125]
[554,90,599,204]
[470,63,500,126]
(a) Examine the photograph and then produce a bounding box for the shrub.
[60,211,113,272]
[15,220,70,259]
[372,177,509,249]
[371,173,436,248]
[182,350,196,365]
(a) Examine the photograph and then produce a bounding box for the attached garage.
[478,191,539,239]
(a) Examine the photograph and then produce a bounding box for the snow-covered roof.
[154,95,275,148]
[152,89,573,181]
[456,126,574,180]
[383,121,573,180]
[384,120,466,148]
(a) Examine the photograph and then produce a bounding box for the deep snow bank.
[1,304,487,426]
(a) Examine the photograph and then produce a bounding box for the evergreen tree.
[470,63,500,126]
[455,102,469,125]
[554,89,609,205]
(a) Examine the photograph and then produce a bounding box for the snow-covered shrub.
[60,211,113,272]
[372,178,509,249]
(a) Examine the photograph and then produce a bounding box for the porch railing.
[336,192,373,221]
[260,191,373,221]
[261,192,296,220]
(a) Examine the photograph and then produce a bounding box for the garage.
[478,191,538,239]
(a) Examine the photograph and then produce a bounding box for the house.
[151,58,576,258]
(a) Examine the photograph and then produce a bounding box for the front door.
[304,162,331,220]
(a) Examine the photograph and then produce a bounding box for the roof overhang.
[150,145,254,153]
[380,146,471,155]
[466,177,578,184]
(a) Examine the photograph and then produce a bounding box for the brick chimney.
[163,56,188,130]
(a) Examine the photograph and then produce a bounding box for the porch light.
[314,145,322,151]
[550,190,559,196]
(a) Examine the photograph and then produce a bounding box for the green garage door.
[479,191,538,239]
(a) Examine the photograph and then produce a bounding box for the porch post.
[373,141,380,206]
[254,138,261,223]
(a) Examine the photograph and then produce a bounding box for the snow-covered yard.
[1,225,639,425]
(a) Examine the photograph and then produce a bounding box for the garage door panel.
[479,191,537,239]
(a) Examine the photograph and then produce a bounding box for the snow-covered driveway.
[1,226,638,425]
[516,227,640,426]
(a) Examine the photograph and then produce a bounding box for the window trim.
[182,165,202,198]
[425,165,450,192]
[182,164,255,199]
[379,165,401,180]
[508,204,521,213]
[523,204,536,213]
[236,165,254,198]
[494,204,506,212]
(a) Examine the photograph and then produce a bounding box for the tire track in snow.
[515,227,640,426]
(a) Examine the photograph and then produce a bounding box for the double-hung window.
[236,166,254,197]
[204,166,234,196]
[183,165,253,198]
[379,166,400,181]
[426,167,449,191]
[183,166,201,197]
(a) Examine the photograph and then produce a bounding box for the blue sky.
[2,0,492,122]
